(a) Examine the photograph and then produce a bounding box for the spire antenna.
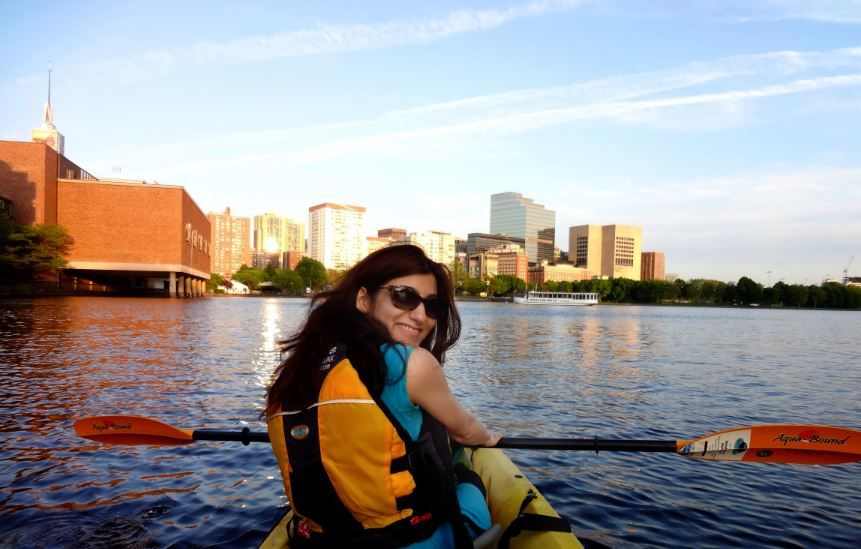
[43,62,55,129]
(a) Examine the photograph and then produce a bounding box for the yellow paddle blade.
[75,415,194,446]
[677,424,861,464]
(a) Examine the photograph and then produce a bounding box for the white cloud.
[736,0,861,24]
[29,0,588,85]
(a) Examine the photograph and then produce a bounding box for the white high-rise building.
[406,231,460,266]
[489,192,555,265]
[308,203,366,270]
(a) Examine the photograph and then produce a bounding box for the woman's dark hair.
[264,244,461,415]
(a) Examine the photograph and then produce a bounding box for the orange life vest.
[267,344,471,547]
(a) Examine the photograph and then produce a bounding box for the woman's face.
[357,273,439,347]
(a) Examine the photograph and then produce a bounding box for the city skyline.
[2,1,860,285]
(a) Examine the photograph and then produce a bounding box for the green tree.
[806,285,826,308]
[720,282,737,305]
[207,273,225,291]
[784,284,808,308]
[450,260,468,293]
[736,276,763,305]
[233,265,266,290]
[772,281,788,307]
[488,276,507,296]
[0,218,74,280]
[686,279,704,303]
[295,257,327,290]
[511,277,527,293]
[580,278,612,301]
[700,280,724,304]
[264,263,277,280]
[272,268,304,294]
[609,277,634,303]
[462,277,487,296]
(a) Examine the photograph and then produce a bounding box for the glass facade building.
[489,192,555,264]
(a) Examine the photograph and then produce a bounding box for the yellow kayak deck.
[260,447,583,548]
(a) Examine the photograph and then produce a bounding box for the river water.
[0,297,859,548]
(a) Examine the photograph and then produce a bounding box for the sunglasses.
[379,285,446,320]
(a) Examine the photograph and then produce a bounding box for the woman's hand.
[482,431,503,447]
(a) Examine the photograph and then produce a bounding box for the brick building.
[0,140,210,296]
[641,251,666,281]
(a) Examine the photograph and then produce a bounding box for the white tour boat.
[513,291,599,306]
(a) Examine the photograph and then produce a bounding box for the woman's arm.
[405,347,501,447]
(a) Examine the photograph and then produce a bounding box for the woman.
[265,244,500,548]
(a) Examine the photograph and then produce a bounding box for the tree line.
[211,257,329,295]
[454,270,861,310]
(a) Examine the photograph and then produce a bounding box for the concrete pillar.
[169,272,177,297]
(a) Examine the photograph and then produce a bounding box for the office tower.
[208,208,251,277]
[641,252,666,281]
[489,192,555,265]
[405,231,460,266]
[308,203,366,270]
[569,224,643,280]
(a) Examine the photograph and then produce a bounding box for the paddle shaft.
[497,437,677,452]
[188,430,676,452]
[193,428,269,445]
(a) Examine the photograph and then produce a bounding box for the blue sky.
[2,0,860,284]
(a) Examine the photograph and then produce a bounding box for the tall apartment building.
[405,231,460,266]
[641,251,666,281]
[208,207,251,278]
[283,218,305,254]
[489,192,555,265]
[569,224,643,280]
[253,213,305,256]
[308,203,366,270]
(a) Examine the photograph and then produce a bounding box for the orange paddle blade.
[677,424,861,464]
[75,415,194,446]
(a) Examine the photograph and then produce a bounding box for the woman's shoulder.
[404,346,441,379]
[381,345,439,381]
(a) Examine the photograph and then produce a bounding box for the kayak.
[260,447,584,548]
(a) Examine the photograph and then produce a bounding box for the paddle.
[74,415,861,465]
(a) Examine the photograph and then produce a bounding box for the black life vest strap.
[370,389,474,549]
[497,491,572,549]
